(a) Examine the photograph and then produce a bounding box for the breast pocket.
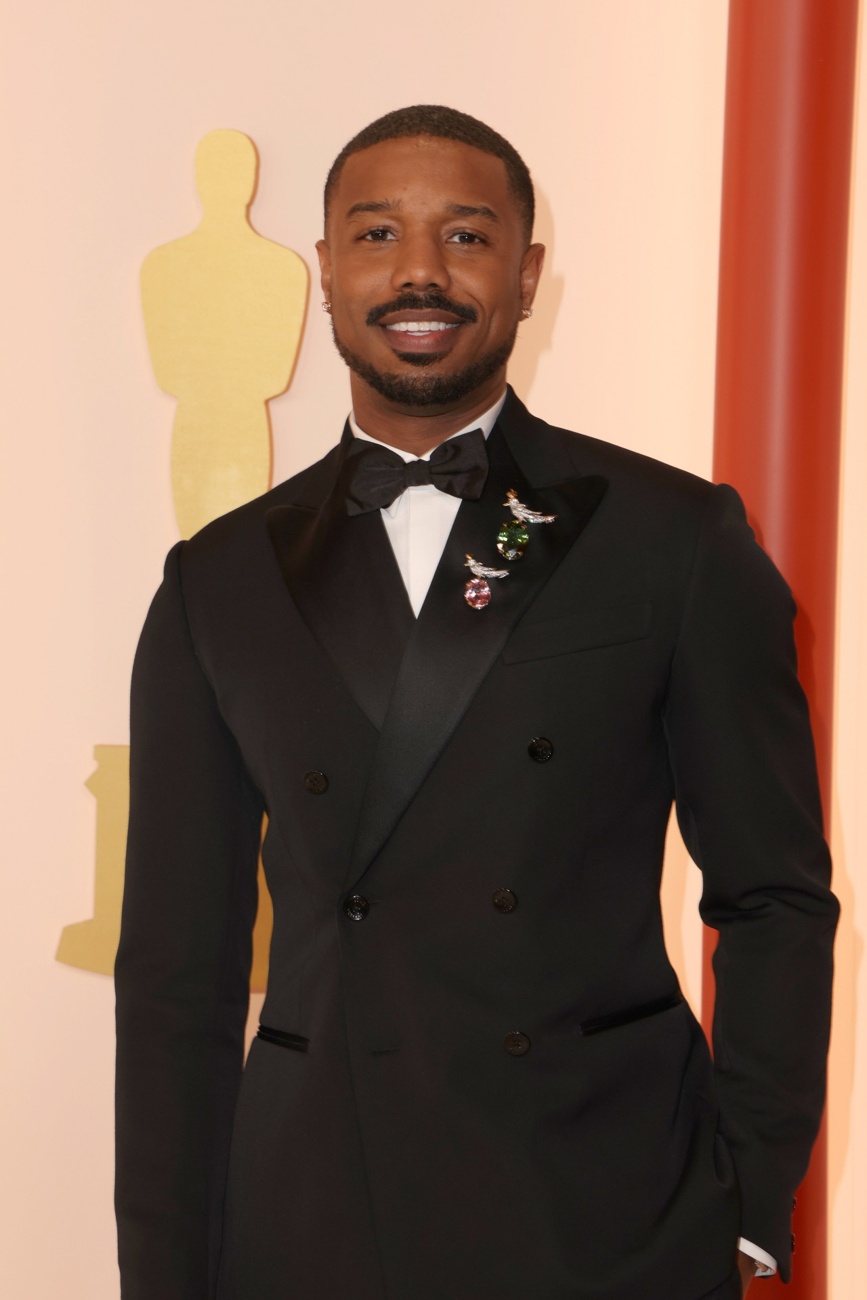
[503,600,653,665]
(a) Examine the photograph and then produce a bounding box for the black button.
[504,1031,531,1056]
[527,737,553,762]
[303,771,328,795]
[343,894,369,921]
[492,888,518,914]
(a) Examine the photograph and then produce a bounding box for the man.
[115,106,837,1300]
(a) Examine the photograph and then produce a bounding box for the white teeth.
[384,320,460,333]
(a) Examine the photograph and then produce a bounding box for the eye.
[360,227,396,242]
[447,230,486,245]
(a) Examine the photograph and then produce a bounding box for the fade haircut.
[324,105,535,242]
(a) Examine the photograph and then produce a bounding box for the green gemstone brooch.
[496,490,557,561]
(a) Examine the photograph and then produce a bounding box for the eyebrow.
[446,203,499,223]
[345,200,395,218]
[344,199,500,222]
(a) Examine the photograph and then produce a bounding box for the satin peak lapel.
[266,449,415,732]
[345,421,608,885]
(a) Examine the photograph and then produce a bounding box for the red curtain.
[706,1,859,1294]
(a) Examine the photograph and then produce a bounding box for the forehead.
[331,135,517,223]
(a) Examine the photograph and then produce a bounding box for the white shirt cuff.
[738,1237,777,1276]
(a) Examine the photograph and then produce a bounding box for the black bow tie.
[344,428,489,516]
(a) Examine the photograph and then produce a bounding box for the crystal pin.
[464,554,510,609]
[504,489,557,525]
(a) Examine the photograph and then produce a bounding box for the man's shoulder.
[506,392,716,517]
[181,440,342,560]
[158,442,344,617]
[565,426,710,494]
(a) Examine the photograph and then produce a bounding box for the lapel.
[344,389,608,887]
[266,429,415,731]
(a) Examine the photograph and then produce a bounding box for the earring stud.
[521,307,533,320]
[322,301,332,314]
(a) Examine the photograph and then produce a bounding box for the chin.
[333,323,517,408]
[392,350,449,368]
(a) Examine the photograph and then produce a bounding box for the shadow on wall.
[508,187,564,402]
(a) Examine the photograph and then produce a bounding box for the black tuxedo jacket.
[115,389,837,1300]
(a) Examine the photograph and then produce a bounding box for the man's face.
[317,135,544,410]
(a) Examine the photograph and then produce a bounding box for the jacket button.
[527,737,553,762]
[343,894,369,922]
[303,771,328,794]
[492,888,518,913]
[504,1031,531,1056]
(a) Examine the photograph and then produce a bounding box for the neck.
[349,373,508,456]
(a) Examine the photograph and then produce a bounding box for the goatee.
[330,322,518,408]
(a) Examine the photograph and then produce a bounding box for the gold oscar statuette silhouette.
[142,128,308,539]
[56,746,130,974]
[57,130,307,988]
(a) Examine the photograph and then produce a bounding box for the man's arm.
[663,484,838,1281]
[115,542,264,1299]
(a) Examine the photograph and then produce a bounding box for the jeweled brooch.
[464,554,510,609]
[496,490,557,560]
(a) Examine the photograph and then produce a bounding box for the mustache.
[366,293,478,326]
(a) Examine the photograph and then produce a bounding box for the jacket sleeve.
[663,483,838,1282]
[115,542,264,1299]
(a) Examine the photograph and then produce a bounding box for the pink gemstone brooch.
[464,554,510,609]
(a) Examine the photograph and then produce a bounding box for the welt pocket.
[578,991,683,1036]
[503,600,652,664]
[256,1024,309,1052]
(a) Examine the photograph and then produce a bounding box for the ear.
[519,242,546,314]
[316,239,332,303]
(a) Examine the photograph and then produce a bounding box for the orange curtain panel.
[706,1,860,1296]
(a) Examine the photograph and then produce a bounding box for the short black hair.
[324,105,535,241]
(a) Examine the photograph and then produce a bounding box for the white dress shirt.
[348,392,777,1278]
[349,391,507,616]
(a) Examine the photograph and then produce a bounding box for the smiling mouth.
[384,321,461,334]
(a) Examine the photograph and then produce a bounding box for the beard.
[330,320,518,408]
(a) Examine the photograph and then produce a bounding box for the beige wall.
[0,1,861,1294]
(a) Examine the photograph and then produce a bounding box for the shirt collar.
[349,390,507,464]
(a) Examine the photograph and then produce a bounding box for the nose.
[390,228,450,292]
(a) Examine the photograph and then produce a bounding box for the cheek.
[330,256,384,302]
[473,268,521,315]
[485,297,521,335]
[331,287,377,334]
